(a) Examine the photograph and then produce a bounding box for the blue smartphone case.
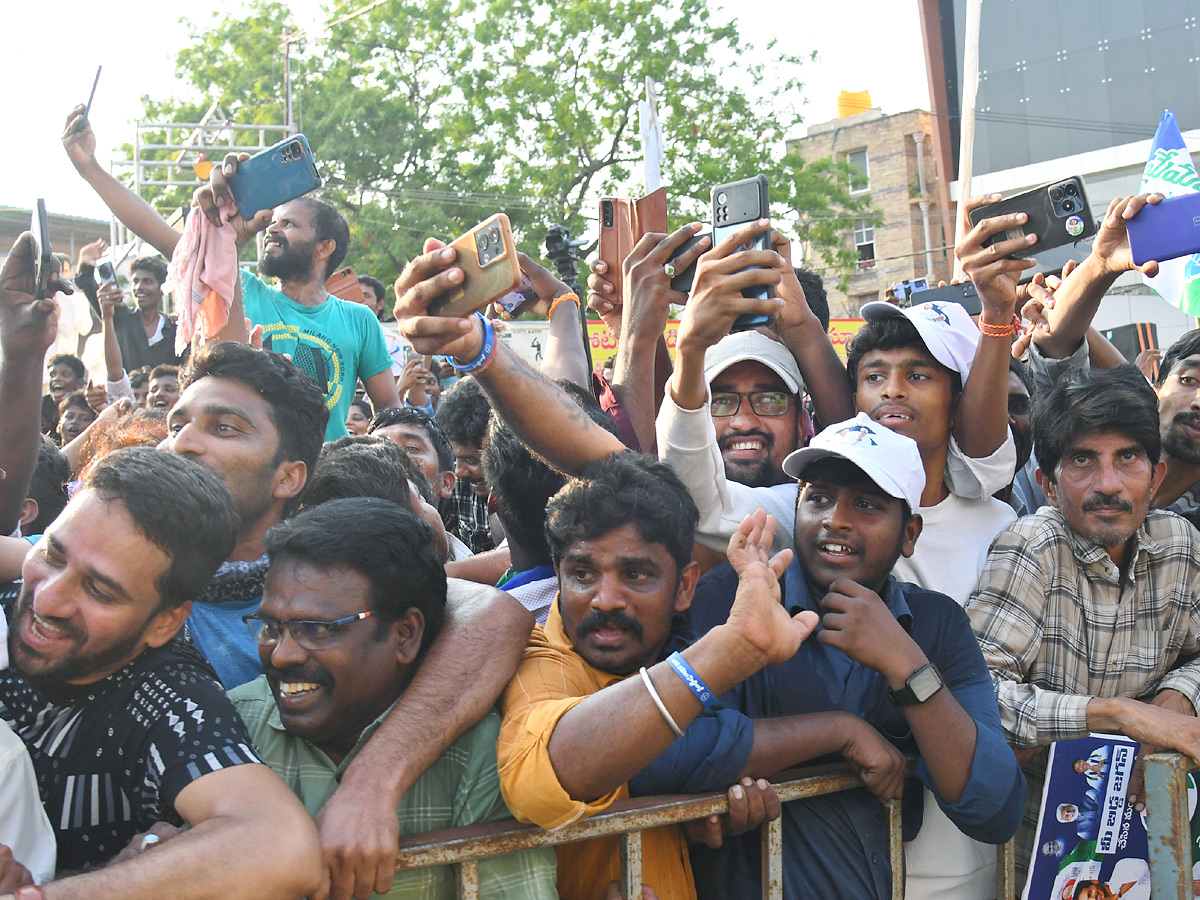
[1126,193,1200,266]
[228,134,322,219]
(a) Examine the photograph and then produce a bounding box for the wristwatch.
[889,663,944,706]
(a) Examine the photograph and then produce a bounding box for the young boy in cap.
[638,413,1023,900]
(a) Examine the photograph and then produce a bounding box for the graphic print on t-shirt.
[260,322,345,411]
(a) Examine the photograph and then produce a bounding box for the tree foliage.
[130,0,876,293]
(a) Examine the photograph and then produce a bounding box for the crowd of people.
[0,100,1197,900]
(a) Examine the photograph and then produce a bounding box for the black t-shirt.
[0,637,261,871]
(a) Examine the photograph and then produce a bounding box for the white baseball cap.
[704,330,804,394]
[860,299,979,380]
[782,412,925,511]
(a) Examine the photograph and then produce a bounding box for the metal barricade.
[394,762,904,900]
[1146,751,1199,900]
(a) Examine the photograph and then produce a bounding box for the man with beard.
[967,365,1200,879]
[60,109,400,442]
[705,330,807,488]
[0,447,323,897]
[214,194,401,441]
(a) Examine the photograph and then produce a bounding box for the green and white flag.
[1138,110,1200,316]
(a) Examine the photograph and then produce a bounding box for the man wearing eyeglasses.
[230,499,557,899]
[704,330,807,489]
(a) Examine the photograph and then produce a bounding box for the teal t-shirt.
[240,270,392,440]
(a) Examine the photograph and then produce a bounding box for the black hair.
[129,366,152,390]
[794,267,830,332]
[545,453,699,574]
[83,447,239,609]
[798,456,914,522]
[1072,882,1100,900]
[349,397,373,421]
[181,342,329,472]
[149,364,180,383]
[369,405,455,474]
[294,196,351,275]
[1009,356,1034,395]
[40,394,59,434]
[27,436,70,534]
[265,498,446,653]
[435,376,491,447]
[298,437,417,513]
[845,316,963,395]
[357,274,386,304]
[129,255,169,286]
[48,354,86,383]
[1032,364,1161,483]
[483,381,619,563]
[58,391,95,418]
[1156,327,1200,387]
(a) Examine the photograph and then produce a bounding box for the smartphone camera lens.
[717,192,728,206]
[1065,182,1078,196]
[1049,188,1063,202]
[1062,199,1076,213]
[602,201,614,228]
[477,234,488,251]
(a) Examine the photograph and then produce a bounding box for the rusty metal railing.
[392,761,969,900]
[1146,751,1199,900]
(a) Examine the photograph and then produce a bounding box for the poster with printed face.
[1023,735,1153,900]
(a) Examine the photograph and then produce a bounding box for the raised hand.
[0,233,69,359]
[392,238,480,361]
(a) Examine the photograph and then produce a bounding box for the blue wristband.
[667,651,716,708]
[451,313,495,374]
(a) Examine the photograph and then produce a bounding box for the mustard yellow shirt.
[498,600,696,900]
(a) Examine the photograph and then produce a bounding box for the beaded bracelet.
[450,313,497,375]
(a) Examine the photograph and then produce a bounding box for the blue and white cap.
[861,299,979,380]
[782,412,925,511]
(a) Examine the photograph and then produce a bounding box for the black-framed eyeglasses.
[242,611,378,650]
[711,391,792,418]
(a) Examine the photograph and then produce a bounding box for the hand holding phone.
[31,200,52,302]
[967,177,1096,259]
[598,188,668,306]
[427,214,521,317]
[226,134,322,219]
[711,175,774,330]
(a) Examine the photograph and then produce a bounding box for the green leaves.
[133,0,876,294]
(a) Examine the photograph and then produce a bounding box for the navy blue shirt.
[636,558,1025,900]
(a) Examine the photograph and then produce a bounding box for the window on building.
[854,219,875,268]
[847,148,870,193]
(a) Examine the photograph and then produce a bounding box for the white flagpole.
[953,0,984,280]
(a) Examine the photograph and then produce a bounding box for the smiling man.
[229,499,557,899]
[0,447,322,898]
[967,365,1200,880]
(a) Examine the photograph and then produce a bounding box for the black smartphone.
[668,232,711,294]
[96,261,118,288]
[912,281,981,316]
[31,199,52,301]
[496,274,540,317]
[968,177,1096,259]
[83,65,102,125]
[711,175,772,330]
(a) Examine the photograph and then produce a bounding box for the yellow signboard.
[584,318,865,363]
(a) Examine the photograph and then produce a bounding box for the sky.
[4,1,930,222]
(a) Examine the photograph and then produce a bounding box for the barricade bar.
[1147,751,1198,900]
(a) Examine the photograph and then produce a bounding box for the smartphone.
[711,175,773,330]
[496,274,540,317]
[324,266,368,305]
[83,65,102,125]
[598,188,668,304]
[1126,193,1200,266]
[912,281,981,316]
[668,231,711,293]
[227,134,322,219]
[31,199,52,301]
[968,177,1096,259]
[427,214,522,317]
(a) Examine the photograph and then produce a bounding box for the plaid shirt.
[230,676,556,900]
[966,506,1200,873]
[446,481,493,555]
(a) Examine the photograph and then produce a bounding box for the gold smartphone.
[427,214,521,317]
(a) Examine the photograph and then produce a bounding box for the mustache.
[575,609,644,643]
[1174,411,1200,426]
[1082,492,1133,513]
[20,590,84,643]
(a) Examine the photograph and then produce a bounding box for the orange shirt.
[498,600,696,900]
